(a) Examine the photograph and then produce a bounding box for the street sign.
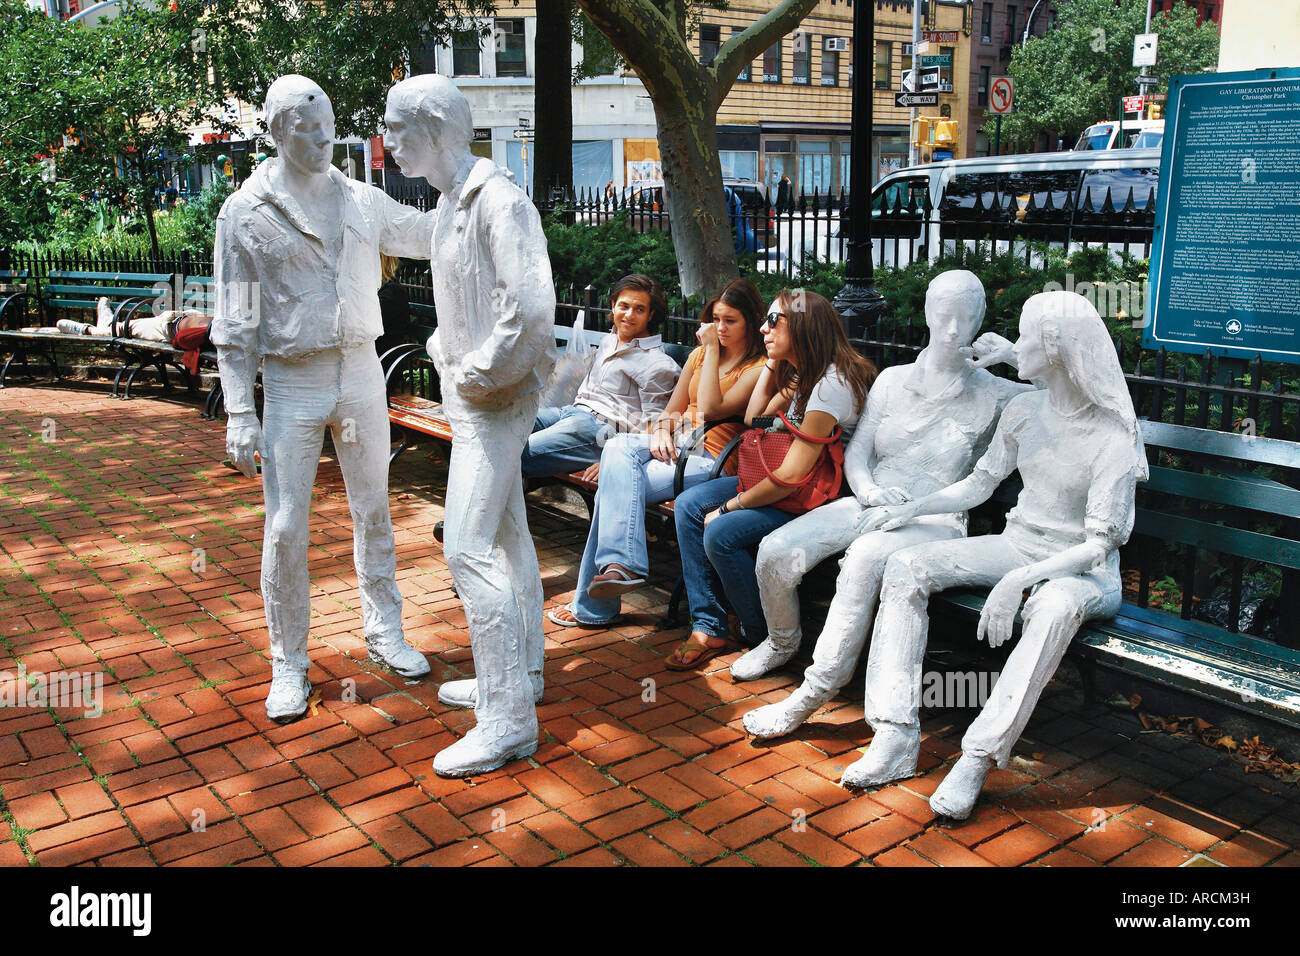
[896,92,939,108]
[1136,73,1159,88]
[512,128,534,140]
[1133,33,1158,68]
[919,67,941,89]
[920,53,952,68]
[1123,95,1145,113]
[990,76,1014,114]
[922,30,959,44]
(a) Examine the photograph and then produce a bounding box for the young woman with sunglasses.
[665,290,877,670]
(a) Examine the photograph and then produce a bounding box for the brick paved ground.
[1,386,1297,867]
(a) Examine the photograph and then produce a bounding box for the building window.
[763,41,781,83]
[1005,5,1017,44]
[494,18,526,77]
[978,66,990,107]
[452,28,480,77]
[940,45,954,91]
[700,23,720,66]
[792,32,811,85]
[981,4,993,42]
[874,40,891,90]
[821,39,839,86]
[732,28,750,81]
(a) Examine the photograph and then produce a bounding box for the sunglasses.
[762,312,787,332]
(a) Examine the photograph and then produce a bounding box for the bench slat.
[1142,419,1300,470]
[1134,509,1300,569]
[47,271,174,283]
[1146,465,1300,519]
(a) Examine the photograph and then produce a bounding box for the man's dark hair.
[610,274,668,332]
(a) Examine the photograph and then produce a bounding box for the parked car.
[621,179,777,250]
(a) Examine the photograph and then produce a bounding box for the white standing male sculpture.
[211,76,435,722]
[384,75,557,777]
[738,270,1031,740]
[844,291,1147,820]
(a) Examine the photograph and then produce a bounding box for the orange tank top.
[683,346,765,459]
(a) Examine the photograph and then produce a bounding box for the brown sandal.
[664,631,732,671]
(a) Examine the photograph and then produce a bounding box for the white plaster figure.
[211,75,434,723]
[842,291,1147,820]
[739,271,1031,740]
[385,75,557,777]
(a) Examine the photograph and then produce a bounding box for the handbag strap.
[750,416,843,489]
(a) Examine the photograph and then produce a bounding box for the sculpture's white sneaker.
[433,721,538,778]
[265,669,311,723]
[730,637,799,682]
[437,675,544,709]
[841,723,920,788]
[929,752,994,820]
[366,633,431,678]
[742,686,825,740]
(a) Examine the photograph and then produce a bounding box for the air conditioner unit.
[496,19,518,34]
[824,37,849,53]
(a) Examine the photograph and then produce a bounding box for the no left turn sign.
[990,76,1014,114]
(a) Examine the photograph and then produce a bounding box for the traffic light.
[934,120,959,145]
[913,116,932,147]
[1148,102,1162,121]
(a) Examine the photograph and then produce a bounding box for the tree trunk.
[654,94,738,300]
[533,0,573,205]
[135,153,161,259]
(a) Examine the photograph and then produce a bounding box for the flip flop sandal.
[587,565,647,600]
[664,633,732,671]
[547,607,622,628]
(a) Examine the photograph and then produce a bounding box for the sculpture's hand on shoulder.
[962,332,1016,370]
[976,571,1028,648]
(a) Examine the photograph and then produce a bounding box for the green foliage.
[187,0,495,140]
[543,214,682,301]
[984,0,1219,150]
[15,180,232,258]
[0,0,226,253]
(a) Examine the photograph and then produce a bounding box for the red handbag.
[735,412,845,515]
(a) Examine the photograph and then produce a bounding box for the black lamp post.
[833,0,887,339]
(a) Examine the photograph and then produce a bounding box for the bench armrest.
[673,417,744,496]
[385,343,439,401]
[0,291,29,330]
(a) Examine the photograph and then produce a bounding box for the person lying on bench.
[520,274,680,478]
[54,296,205,342]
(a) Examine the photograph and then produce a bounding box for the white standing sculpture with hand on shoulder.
[738,270,1031,740]
[843,291,1147,820]
[384,75,557,777]
[210,75,434,723]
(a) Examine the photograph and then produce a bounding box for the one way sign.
[895,91,938,108]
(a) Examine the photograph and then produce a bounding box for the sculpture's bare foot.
[929,752,994,820]
[730,636,800,681]
[742,685,825,740]
[433,720,538,778]
[841,723,920,789]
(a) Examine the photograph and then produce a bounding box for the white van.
[1075,120,1164,151]
[850,147,1162,268]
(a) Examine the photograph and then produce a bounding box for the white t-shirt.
[789,364,863,440]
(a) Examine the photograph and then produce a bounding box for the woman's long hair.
[773,289,877,420]
[1024,291,1148,481]
[699,277,766,366]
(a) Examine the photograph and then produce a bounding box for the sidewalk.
[1,386,1297,867]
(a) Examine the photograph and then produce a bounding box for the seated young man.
[521,274,681,478]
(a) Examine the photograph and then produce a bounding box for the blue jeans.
[674,476,795,644]
[568,431,716,623]
[520,405,613,477]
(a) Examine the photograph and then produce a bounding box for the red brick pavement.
[1,386,1297,867]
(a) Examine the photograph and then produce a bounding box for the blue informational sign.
[1144,69,1300,364]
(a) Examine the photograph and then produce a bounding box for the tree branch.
[710,0,819,91]
[575,0,693,96]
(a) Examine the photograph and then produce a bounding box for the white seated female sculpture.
[842,291,1147,820]
[738,270,1029,739]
